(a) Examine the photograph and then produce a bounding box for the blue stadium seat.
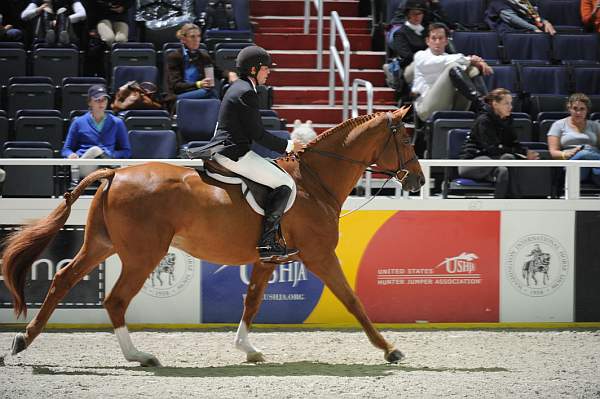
[439,0,486,29]
[32,47,79,86]
[519,65,570,95]
[176,98,221,149]
[528,94,569,120]
[591,112,600,121]
[2,143,55,197]
[252,130,290,159]
[15,114,64,152]
[129,130,178,159]
[442,128,494,198]
[0,110,8,148]
[7,76,55,118]
[451,31,500,61]
[536,0,583,30]
[118,109,170,119]
[215,48,244,73]
[111,47,157,67]
[483,64,519,92]
[552,34,599,62]
[112,42,155,50]
[431,116,475,159]
[572,66,600,95]
[125,116,172,131]
[502,33,552,62]
[112,65,159,92]
[61,77,108,118]
[0,47,26,86]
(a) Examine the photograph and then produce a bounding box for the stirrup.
[257,244,299,262]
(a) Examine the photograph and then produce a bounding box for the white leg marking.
[114,326,161,366]
[234,321,259,355]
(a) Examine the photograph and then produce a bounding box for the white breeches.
[213,151,294,189]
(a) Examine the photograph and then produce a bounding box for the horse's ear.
[394,105,412,121]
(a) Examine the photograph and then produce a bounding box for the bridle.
[299,112,418,214]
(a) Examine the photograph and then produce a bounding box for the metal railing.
[351,79,374,118]
[303,0,324,69]
[328,11,351,120]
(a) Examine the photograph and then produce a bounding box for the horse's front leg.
[235,262,276,362]
[303,252,404,363]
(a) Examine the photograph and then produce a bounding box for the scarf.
[505,0,544,28]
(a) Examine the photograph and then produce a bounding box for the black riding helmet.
[236,45,275,78]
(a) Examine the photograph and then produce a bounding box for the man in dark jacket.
[190,46,305,261]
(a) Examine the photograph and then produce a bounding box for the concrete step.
[250,0,359,17]
[251,16,370,31]
[270,50,385,69]
[273,104,396,125]
[268,68,385,86]
[273,85,396,105]
[255,32,372,51]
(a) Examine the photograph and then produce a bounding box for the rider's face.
[255,65,270,85]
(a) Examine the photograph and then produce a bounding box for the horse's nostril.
[419,175,425,187]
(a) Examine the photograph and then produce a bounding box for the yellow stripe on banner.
[305,210,398,324]
[2,322,599,331]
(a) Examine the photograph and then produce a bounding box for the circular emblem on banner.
[142,249,196,298]
[505,234,568,297]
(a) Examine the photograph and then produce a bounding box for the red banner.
[355,211,500,323]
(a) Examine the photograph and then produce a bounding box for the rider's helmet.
[236,45,274,78]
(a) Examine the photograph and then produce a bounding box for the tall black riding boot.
[257,185,299,261]
[56,8,71,46]
[449,66,486,111]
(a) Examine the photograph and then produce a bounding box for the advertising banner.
[200,261,324,323]
[352,211,500,323]
[0,225,104,311]
[500,211,574,322]
[574,211,600,322]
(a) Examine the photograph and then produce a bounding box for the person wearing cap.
[191,45,305,261]
[387,0,428,86]
[62,84,130,181]
[164,23,218,108]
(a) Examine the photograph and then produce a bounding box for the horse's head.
[372,107,425,192]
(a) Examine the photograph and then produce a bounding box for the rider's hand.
[291,140,306,154]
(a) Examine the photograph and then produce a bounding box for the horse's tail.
[1,168,116,318]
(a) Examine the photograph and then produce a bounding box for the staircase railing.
[303,0,324,69]
[328,11,350,120]
[351,78,373,118]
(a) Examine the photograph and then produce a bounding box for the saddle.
[189,144,296,216]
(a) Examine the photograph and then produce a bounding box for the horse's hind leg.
[303,252,404,363]
[235,262,276,362]
[103,246,170,367]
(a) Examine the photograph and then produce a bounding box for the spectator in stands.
[485,0,556,35]
[165,23,218,106]
[547,93,600,185]
[89,0,133,46]
[581,0,600,32]
[389,0,464,31]
[62,84,130,181]
[0,1,25,42]
[412,22,492,122]
[459,88,539,198]
[387,0,428,87]
[21,0,86,46]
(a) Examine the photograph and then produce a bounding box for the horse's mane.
[305,112,385,148]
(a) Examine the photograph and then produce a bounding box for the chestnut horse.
[1,107,424,367]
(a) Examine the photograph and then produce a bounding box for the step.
[270,50,385,69]
[273,104,396,125]
[268,68,385,87]
[250,0,358,17]
[255,26,368,34]
[252,16,370,31]
[273,86,396,105]
[286,122,415,136]
[255,32,372,51]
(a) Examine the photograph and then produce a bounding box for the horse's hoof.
[140,356,162,367]
[385,349,405,363]
[246,351,265,363]
[0,355,5,366]
[11,333,27,355]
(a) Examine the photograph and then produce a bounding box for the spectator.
[0,1,25,42]
[389,0,463,30]
[485,0,556,35]
[412,22,492,122]
[387,0,428,86]
[459,88,539,198]
[62,84,130,181]
[89,0,133,46]
[581,0,600,32]
[547,93,600,185]
[21,0,86,46]
[164,23,217,106]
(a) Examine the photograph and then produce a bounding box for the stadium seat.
[215,48,243,73]
[552,34,599,63]
[7,76,55,118]
[439,0,486,29]
[32,47,79,85]
[111,47,157,68]
[2,142,55,197]
[213,42,253,52]
[15,113,64,152]
[528,95,569,119]
[572,66,600,95]
[512,116,533,142]
[451,31,500,61]
[591,112,600,121]
[483,64,519,92]
[112,65,159,92]
[112,42,155,50]
[261,115,282,130]
[61,77,108,118]
[502,33,552,62]
[118,109,171,119]
[431,117,475,159]
[203,30,254,51]
[536,0,583,30]
[252,130,290,159]
[0,46,26,87]
[125,116,172,131]
[519,65,570,95]
[442,128,494,198]
[176,98,221,148]
[0,110,8,148]
[129,130,177,159]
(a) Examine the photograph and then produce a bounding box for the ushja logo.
[435,252,478,273]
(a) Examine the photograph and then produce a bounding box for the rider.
[193,45,305,261]
[527,244,543,260]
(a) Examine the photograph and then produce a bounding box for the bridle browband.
[299,112,418,213]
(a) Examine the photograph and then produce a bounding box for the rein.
[299,112,417,217]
